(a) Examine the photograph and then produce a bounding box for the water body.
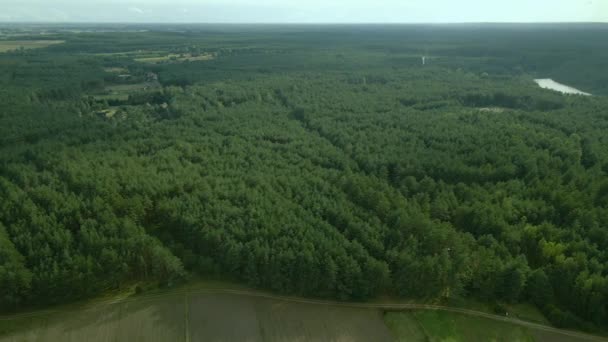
[534,79,591,96]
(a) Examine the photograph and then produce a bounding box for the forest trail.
[1,287,606,341]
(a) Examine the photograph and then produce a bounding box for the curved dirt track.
[1,287,606,341]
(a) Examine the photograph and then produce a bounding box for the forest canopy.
[1,23,607,332]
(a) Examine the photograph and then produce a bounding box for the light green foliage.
[386,311,536,342]
[384,312,427,342]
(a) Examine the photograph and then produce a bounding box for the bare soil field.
[134,53,214,64]
[0,287,604,342]
[187,293,393,342]
[0,292,392,342]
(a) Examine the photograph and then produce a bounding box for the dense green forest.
[1,24,608,332]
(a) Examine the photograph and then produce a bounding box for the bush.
[134,285,144,295]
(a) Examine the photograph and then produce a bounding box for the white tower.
[422,56,426,66]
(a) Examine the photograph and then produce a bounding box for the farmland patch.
[135,53,214,64]
[0,40,64,52]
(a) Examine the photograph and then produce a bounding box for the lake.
[534,79,591,96]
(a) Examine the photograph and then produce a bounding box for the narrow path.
[1,287,606,341]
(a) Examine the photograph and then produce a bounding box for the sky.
[0,0,606,23]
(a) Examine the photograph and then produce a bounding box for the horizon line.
[1,21,607,25]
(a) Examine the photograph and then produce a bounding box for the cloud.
[128,7,144,14]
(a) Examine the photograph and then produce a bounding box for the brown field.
[135,53,214,64]
[0,292,392,342]
[93,50,165,57]
[0,288,603,342]
[105,83,157,93]
[188,293,393,342]
[0,40,65,52]
[90,93,130,102]
[103,67,130,74]
[114,294,185,342]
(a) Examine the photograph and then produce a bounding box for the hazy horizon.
[1,0,606,24]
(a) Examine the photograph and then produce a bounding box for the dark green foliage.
[526,269,553,307]
[0,23,607,332]
[0,224,32,309]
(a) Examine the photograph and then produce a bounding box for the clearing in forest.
[103,67,130,74]
[0,40,65,52]
[134,53,214,64]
